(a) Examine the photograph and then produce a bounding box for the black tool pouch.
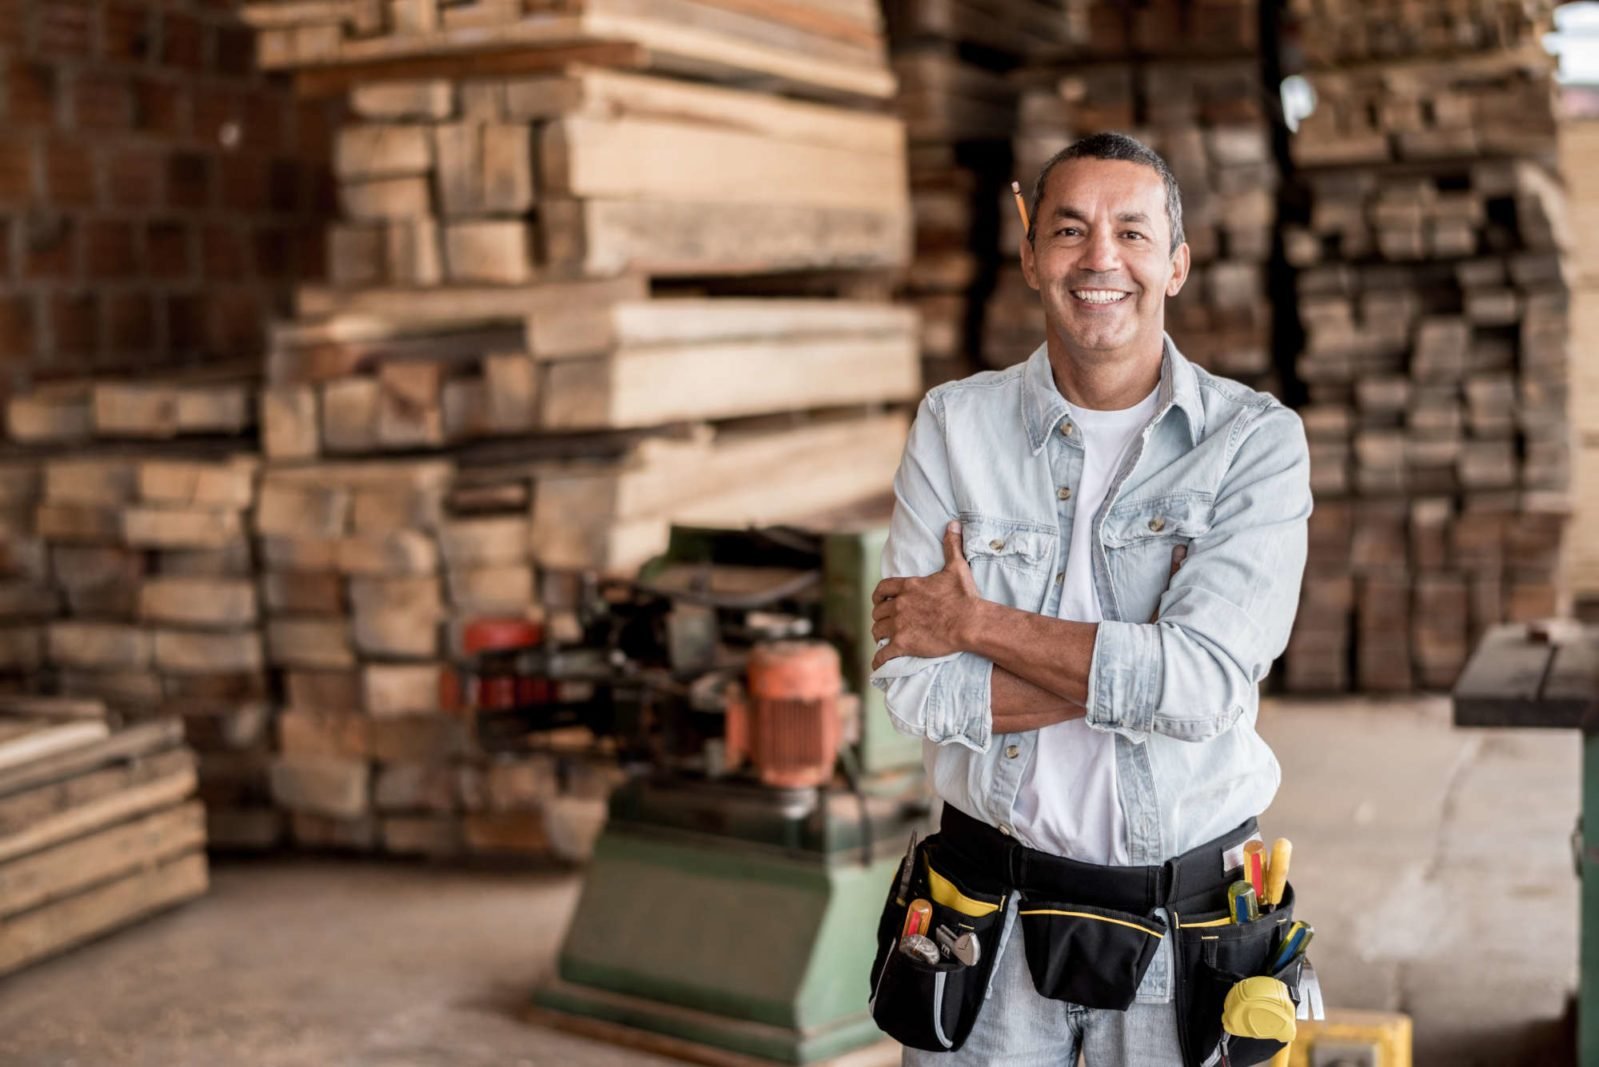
[1173,883,1301,1067]
[867,833,1008,1052]
[1016,897,1167,1010]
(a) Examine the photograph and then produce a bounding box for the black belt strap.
[938,803,1257,915]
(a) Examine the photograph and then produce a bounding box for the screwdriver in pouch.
[895,831,919,906]
[1263,838,1292,912]
[1228,880,1259,924]
[1242,840,1266,898]
[902,898,933,940]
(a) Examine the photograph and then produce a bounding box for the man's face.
[1020,157,1190,359]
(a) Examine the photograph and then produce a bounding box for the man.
[867,132,1312,1065]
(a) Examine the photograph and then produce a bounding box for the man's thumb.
[942,520,964,567]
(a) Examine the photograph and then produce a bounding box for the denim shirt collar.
[1020,332,1205,455]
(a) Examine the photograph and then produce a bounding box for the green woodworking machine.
[457,523,930,1063]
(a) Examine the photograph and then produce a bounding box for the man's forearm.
[991,665,1082,733]
[969,600,1098,734]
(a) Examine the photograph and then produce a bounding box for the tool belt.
[868,804,1305,1066]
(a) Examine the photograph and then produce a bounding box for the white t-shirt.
[1010,383,1161,864]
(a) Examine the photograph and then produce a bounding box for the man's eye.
[1056,227,1080,237]
[1123,231,1145,240]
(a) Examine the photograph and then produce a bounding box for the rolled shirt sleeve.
[868,392,995,753]
[1084,404,1312,742]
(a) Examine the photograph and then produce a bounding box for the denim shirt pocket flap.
[961,518,1052,569]
[1100,495,1212,549]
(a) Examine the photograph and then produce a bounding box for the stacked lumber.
[983,0,1279,395]
[258,458,621,859]
[1281,5,1570,692]
[0,704,207,978]
[0,373,289,848]
[241,10,916,858]
[882,0,1086,386]
[1560,108,1599,609]
[1285,0,1555,68]
[240,0,897,102]
[27,450,276,849]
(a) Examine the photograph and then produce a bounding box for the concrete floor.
[0,696,1581,1067]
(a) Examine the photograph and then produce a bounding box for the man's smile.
[1069,288,1132,306]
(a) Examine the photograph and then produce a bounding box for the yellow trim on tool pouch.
[1178,916,1233,928]
[925,859,1001,917]
[1016,909,1164,938]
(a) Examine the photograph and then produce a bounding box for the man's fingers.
[872,641,905,671]
[871,599,896,621]
[872,578,905,604]
[871,617,893,642]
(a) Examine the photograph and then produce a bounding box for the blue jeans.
[903,898,1183,1067]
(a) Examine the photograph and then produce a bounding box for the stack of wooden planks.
[882,0,1086,386]
[239,14,914,856]
[984,0,1278,396]
[257,457,624,859]
[241,0,897,102]
[1281,2,1570,692]
[0,379,278,850]
[0,700,207,978]
[1285,0,1555,68]
[1560,101,1599,613]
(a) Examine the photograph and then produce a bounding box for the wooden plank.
[539,115,905,213]
[0,747,190,835]
[295,275,648,324]
[1548,632,1599,729]
[0,767,198,865]
[540,197,910,277]
[541,333,918,430]
[0,696,106,721]
[0,720,182,797]
[0,851,208,978]
[502,67,901,153]
[0,721,111,773]
[0,802,206,919]
[139,577,258,628]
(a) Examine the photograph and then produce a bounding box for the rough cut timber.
[0,711,208,978]
[240,0,898,102]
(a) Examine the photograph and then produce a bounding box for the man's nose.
[1078,226,1122,273]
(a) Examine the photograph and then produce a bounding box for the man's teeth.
[1072,290,1129,304]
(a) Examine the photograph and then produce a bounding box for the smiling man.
[866,134,1312,1066]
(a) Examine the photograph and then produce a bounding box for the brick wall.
[0,0,332,382]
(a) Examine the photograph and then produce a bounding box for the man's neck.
[1045,330,1165,412]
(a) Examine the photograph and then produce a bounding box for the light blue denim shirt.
[870,335,1311,871]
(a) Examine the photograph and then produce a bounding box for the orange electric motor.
[725,640,844,789]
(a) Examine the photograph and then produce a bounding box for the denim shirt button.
[989,538,1005,551]
[1059,422,1073,436]
[999,823,1013,837]
[1148,516,1166,532]
[1005,744,1020,759]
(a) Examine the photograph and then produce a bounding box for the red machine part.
[725,640,843,789]
[456,617,550,711]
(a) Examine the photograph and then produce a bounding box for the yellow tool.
[1222,976,1298,1044]
[1264,838,1292,910]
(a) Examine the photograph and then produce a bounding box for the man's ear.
[1165,241,1191,298]
[1020,231,1040,292]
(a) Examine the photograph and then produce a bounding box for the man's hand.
[871,521,983,670]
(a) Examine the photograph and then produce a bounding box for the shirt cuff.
[1085,620,1162,737]
[926,652,994,753]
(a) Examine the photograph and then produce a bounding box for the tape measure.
[1222,976,1298,1044]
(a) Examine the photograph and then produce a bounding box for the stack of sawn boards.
[236,1,918,854]
[0,698,207,979]
[983,0,1280,397]
[1280,0,1571,691]
[0,378,277,851]
[1558,101,1599,613]
[881,0,1087,387]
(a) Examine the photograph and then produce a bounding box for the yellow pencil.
[1010,180,1030,232]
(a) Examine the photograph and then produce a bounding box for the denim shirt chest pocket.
[1099,494,1213,624]
[959,514,1057,615]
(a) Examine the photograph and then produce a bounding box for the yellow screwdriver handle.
[1264,838,1292,908]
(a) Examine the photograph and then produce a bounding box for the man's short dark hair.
[1026,132,1186,254]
